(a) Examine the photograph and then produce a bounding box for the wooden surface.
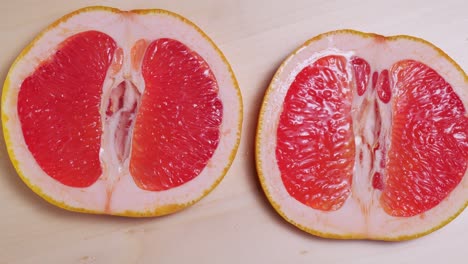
[1,0,468,263]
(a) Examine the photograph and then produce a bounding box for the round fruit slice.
[256,29,468,240]
[2,6,242,216]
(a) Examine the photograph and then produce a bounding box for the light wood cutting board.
[1,0,468,263]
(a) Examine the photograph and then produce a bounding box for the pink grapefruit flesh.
[257,29,468,240]
[18,31,115,188]
[131,38,222,191]
[2,6,242,216]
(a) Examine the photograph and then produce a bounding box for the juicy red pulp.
[18,31,114,187]
[276,56,355,211]
[384,60,468,216]
[276,55,468,216]
[18,31,223,191]
[130,39,222,191]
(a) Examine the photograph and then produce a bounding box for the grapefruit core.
[256,29,468,240]
[2,6,243,216]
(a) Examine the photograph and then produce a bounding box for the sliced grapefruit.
[2,6,242,216]
[256,29,468,240]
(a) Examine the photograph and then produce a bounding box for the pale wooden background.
[1,0,467,263]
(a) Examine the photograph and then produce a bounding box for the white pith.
[3,8,241,214]
[258,32,468,239]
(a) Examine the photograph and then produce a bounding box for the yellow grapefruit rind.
[2,6,243,217]
[255,29,468,240]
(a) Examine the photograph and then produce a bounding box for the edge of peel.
[2,5,243,217]
[301,29,467,84]
[255,28,468,240]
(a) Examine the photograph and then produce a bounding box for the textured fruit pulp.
[18,31,222,191]
[276,55,468,217]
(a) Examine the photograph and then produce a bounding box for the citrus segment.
[376,70,391,103]
[130,39,222,191]
[276,55,355,211]
[383,60,468,217]
[18,30,116,187]
[351,57,370,96]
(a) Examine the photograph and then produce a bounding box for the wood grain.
[1,0,467,263]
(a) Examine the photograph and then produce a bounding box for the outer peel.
[2,6,243,216]
[256,29,468,240]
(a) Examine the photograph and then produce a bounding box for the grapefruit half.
[256,29,468,240]
[2,6,243,216]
